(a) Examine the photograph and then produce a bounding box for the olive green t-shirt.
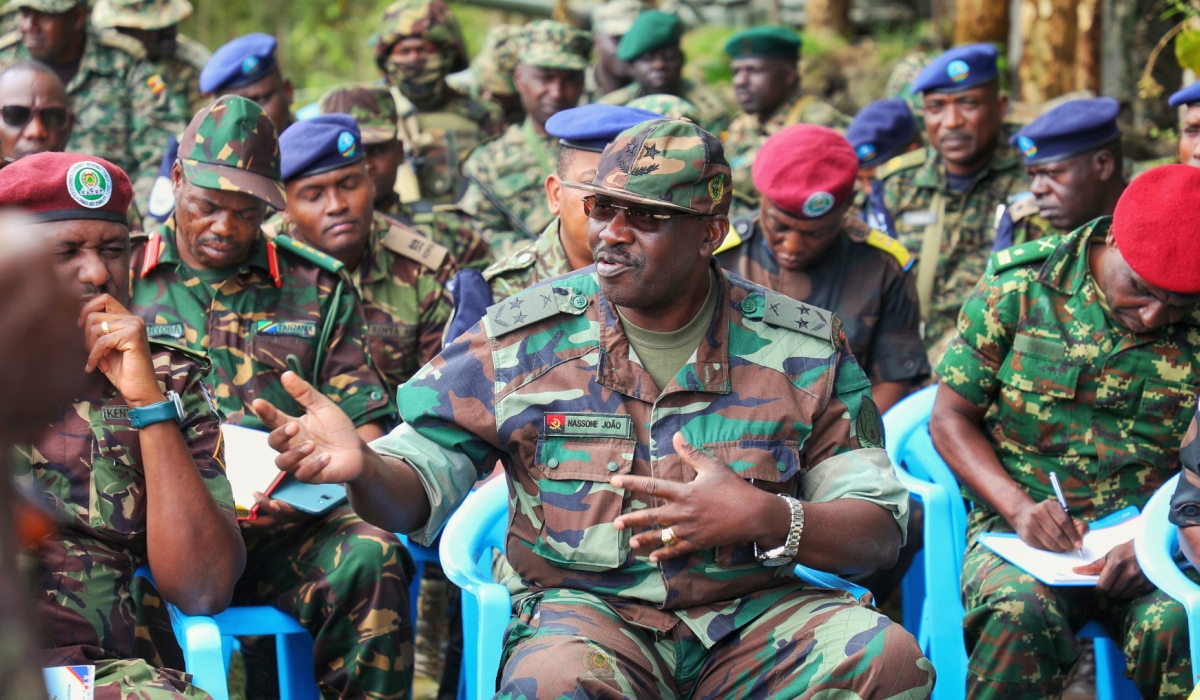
[617,270,718,393]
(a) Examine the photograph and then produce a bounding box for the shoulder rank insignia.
[485,284,589,338]
[139,230,163,278]
[990,235,1060,273]
[876,148,927,180]
[383,225,448,270]
[273,234,345,275]
[1005,191,1039,223]
[763,290,836,344]
[865,229,913,272]
[482,243,537,281]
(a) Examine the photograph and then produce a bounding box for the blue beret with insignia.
[545,104,664,152]
[846,98,917,168]
[1010,97,1120,165]
[279,114,364,182]
[1169,81,1200,107]
[912,43,999,94]
[200,33,278,94]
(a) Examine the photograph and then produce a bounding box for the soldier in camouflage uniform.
[374,0,502,208]
[846,98,922,236]
[626,92,696,121]
[255,117,934,699]
[447,23,524,126]
[2,152,245,699]
[600,11,731,135]
[581,0,638,105]
[886,51,933,123]
[92,0,211,119]
[878,44,1030,365]
[458,20,591,257]
[128,96,414,700]
[721,26,850,216]
[932,165,1200,699]
[318,83,490,270]
[0,0,181,203]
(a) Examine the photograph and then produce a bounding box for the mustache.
[592,244,642,267]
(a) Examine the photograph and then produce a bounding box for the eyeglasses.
[582,195,697,230]
[1,105,70,131]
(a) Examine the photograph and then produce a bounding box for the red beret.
[751,124,858,220]
[0,152,132,226]
[1113,164,1200,295]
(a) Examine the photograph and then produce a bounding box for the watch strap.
[128,391,184,429]
[755,495,805,565]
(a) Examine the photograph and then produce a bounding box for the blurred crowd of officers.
[5,0,1200,698]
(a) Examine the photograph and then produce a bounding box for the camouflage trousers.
[236,505,415,700]
[497,587,935,699]
[93,658,211,700]
[962,541,1193,699]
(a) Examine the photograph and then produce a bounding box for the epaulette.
[989,235,1061,273]
[382,224,448,270]
[0,30,18,51]
[1005,191,1039,223]
[763,290,837,345]
[148,338,212,374]
[484,281,590,338]
[273,233,345,274]
[482,242,537,281]
[715,215,754,255]
[875,148,927,180]
[138,229,163,277]
[173,34,212,71]
[96,28,147,60]
[865,229,914,272]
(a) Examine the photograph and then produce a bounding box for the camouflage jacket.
[375,264,909,648]
[880,139,1030,364]
[722,89,851,216]
[458,118,558,257]
[129,216,396,430]
[11,343,233,663]
[0,28,182,203]
[157,34,211,120]
[600,77,732,136]
[377,194,492,270]
[483,217,573,304]
[717,214,929,385]
[266,211,456,393]
[937,220,1200,540]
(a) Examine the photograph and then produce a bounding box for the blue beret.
[846,98,917,168]
[279,114,364,182]
[1169,81,1200,107]
[200,33,278,94]
[912,43,999,94]
[1011,97,1120,165]
[545,104,663,152]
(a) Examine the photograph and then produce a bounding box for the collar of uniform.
[595,260,731,400]
[761,87,804,126]
[912,135,1022,191]
[75,30,119,85]
[538,217,568,262]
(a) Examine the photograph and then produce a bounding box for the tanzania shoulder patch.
[382,225,448,270]
[485,284,588,338]
[989,235,1060,273]
[876,148,927,180]
[856,397,885,449]
[763,290,835,344]
[273,234,345,274]
[865,229,913,271]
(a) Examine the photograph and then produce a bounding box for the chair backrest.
[441,476,509,583]
[1136,473,1200,680]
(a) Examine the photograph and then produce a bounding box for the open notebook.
[978,507,1142,586]
[220,424,346,519]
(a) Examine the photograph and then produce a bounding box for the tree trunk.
[1018,0,1078,105]
[806,0,852,38]
[1074,0,1102,94]
[952,0,1008,44]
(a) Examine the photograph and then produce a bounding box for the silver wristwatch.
[755,495,805,566]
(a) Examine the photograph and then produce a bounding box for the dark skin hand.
[612,433,902,573]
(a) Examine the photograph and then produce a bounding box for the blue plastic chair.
[1135,473,1200,688]
[883,385,1140,700]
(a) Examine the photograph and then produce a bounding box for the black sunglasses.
[1,105,70,131]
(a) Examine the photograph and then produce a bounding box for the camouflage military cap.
[591,0,643,37]
[373,0,468,73]
[566,118,731,215]
[471,24,522,96]
[627,93,699,122]
[319,85,398,144]
[177,94,286,209]
[10,0,83,11]
[91,0,191,30]
[520,20,591,72]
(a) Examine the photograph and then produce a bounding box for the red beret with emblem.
[751,124,858,220]
[0,152,132,226]
[1112,164,1200,295]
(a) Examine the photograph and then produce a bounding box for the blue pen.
[1049,472,1083,558]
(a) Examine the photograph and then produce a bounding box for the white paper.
[979,515,1144,586]
[43,665,94,700]
[220,424,283,515]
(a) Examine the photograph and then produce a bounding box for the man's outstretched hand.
[251,371,369,484]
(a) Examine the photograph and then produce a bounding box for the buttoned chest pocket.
[251,321,319,383]
[996,347,1080,455]
[89,436,146,539]
[366,321,419,383]
[704,440,801,569]
[532,436,635,571]
[1136,379,1200,447]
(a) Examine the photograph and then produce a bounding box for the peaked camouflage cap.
[627,93,698,122]
[92,0,191,30]
[592,0,644,37]
[565,118,731,215]
[520,20,591,72]
[8,0,85,12]
[373,0,469,73]
[318,85,398,144]
[471,24,523,96]
[177,94,286,209]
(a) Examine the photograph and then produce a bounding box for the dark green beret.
[617,10,683,62]
[723,25,802,60]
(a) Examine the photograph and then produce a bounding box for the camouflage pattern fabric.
[458,118,559,257]
[484,217,573,304]
[519,20,591,72]
[722,89,851,215]
[717,213,929,385]
[319,84,398,144]
[468,24,522,98]
[7,0,82,13]
[378,197,492,270]
[880,138,1030,363]
[497,587,932,699]
[155,35,211,120]
[626,92,698,121]
[373,0,469,75]
[885,52,933,121]
[0,28,183,202]
[10,343,232,696]
[937,221,1200,698]
[600,77,732,136]
[176,94,286,209]
[91,0,192,30]
[267,211,457,392]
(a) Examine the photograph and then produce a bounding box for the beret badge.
[947,59,970,83]
[802,191,835,218]
[708,174,725,204]
[856,143,876,162]
[67,161,113,209]
[338,131,358,158]
[1017,135,1038,158]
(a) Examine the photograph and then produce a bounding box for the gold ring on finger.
[661,526,679,547]
[101,320,111,334]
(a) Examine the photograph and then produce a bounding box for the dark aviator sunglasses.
[1,105,70,131]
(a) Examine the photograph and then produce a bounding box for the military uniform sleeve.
[159,353,235,518]
[318,274,397,427]
[370,327,506,545]
[799,338,911,542]
[868,264,929,384]
[458,152,520,251]
[417,259,456,366]
[935,264,1019,407]
[127,57,185,203]
[1170,408,1200,527]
